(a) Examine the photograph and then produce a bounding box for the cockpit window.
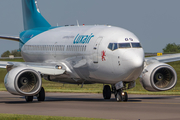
[131,43,142,48]
[108,43,118,50]
[113,43,118,50]
[108,43,113,50]
[108,42,142,51]
[118,43,131,48]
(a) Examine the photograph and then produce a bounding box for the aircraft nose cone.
[122,49,144,68]
[133,54,144,68]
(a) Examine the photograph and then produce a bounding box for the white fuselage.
[21,25,144,84]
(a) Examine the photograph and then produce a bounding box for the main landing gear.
[103,84,128,102]
[25,87,45,102]
[103,85,111,99]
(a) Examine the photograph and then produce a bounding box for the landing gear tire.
[37,87,45,101]
[116,93,122,102]
[25,96,33,102]
[103,85,111,99]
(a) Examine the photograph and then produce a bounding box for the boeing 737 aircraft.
[0,0,179,102]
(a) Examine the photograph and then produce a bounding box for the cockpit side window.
[108,43,113,50]
[131,43,142,48]
[118,43,131,48]
[108,43,118,51]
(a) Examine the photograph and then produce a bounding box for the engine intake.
[4,67,42,96]
[140,62,177,91]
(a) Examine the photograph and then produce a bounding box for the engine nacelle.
[4,67,42,96]
[140,62,177,91]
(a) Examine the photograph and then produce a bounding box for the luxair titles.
[73,33,94,44]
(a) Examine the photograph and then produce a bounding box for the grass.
[0,58,180,95]
[42,81,103,93]
[0,58,24,62]
[0,114,107,120]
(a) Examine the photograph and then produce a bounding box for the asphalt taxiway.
[0,91,180,120]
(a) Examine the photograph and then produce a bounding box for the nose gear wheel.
[115,90,128,102]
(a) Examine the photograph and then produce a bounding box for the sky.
[0,0,180,55]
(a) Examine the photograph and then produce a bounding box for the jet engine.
[4,67,42,96]
[140,62,177,91]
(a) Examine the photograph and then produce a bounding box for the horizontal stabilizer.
[0,36,19,42]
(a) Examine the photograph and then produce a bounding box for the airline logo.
[73,33,94,44]
[101,50,106,61]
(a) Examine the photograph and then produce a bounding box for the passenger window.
[118,43,131,48]
[82,45,84,51]
[131,43,142,48]
[85,45,87,51]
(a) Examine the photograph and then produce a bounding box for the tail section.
[22,0,51,30]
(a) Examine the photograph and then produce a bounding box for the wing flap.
[0,61,65,75]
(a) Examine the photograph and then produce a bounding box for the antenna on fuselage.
[76,20,79,27]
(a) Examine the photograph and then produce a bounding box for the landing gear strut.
[25,87,45,102]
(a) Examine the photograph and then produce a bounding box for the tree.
[1,49,21,57]
[163,43,180,53]
[1,50,10,57]
[11,50,21,57]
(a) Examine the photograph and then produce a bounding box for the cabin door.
[93,37,103,63]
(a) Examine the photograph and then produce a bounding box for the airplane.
[0,0,179,102]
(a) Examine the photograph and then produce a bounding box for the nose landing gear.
[115,90,128,102]
[103,84,128,102]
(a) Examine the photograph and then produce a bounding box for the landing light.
[55,65,62,69]
[122,92,125,96]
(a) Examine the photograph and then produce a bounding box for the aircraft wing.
[0,35,20,42]
[145,53,180,63]
[0,61,65,75]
